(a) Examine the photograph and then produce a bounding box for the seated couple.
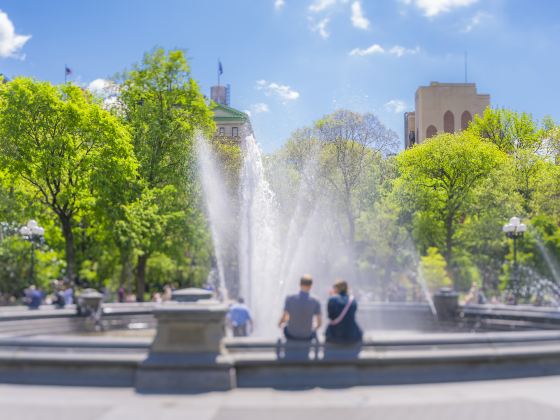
[278,274,362,344]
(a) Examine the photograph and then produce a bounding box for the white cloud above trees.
[251,102,270,113]
[384,99,407,113]
[256,80,300,102]
[0,10,31,59]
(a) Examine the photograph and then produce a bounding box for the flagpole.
[217,59,220,87]
[64,64,67,84]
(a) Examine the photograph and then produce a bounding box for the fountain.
[4,135,560,391]
[198,134,370,334]
[196,134,236,300]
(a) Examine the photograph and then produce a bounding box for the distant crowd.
[22,281,74,309]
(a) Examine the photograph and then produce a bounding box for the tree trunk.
[120,251,133,293]
[346,206,356,246]
[444,213,455,283]
[136,253,149,302]
[60,216,77,284]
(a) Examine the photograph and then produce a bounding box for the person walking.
[278,274,321,341]
[325,279,362,344]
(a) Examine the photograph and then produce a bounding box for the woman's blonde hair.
[334,279,348,294]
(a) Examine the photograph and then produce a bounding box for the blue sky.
[0,0,559,152]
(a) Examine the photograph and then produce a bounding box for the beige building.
[210,84,252,142]
[404,82,490,148]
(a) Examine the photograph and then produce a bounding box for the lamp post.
[19,220,45,285]
[502,216,527,303]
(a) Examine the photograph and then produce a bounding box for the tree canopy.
[0,78,136,284]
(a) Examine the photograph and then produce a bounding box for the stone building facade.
[404,82,490,148]
[210,84,252,142]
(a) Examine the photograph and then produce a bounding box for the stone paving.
[3,375,560,420]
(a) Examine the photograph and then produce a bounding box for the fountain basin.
[2,302,560,390]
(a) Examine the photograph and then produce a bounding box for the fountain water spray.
[196,134,236,300]
[198,133,436,334]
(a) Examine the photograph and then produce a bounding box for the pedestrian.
[227,297,253,337]
[278,274,321,341]
[162,285,173,302]
[117,287,125,303]
[26,285,43,310]
[63,284,74,306]
[325,279,362,344]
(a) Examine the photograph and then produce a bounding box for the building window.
[461,111,472,130]
[426,125,437,139]
[232,127,238,137]
[444,111,455,133]
[219,127,225,136]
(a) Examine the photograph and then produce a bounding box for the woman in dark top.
[325,279,362,344]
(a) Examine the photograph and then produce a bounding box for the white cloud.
[349,43,419,57]
[256,80,300,102]
[309,0,337,12]
[251,102,270,114]
[350,1,370,29]
[388,45,420,57]
[0,10,31,59]
[310,17,330,38]
[462,11,491,32]
[349,43,384,56]
[402,0,478,17]
[384,99,407,113]
[274,0,285,10]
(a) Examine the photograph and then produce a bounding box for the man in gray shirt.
[278,274,322,340]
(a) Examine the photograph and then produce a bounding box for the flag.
[218,61,223,76]
[65,66,72,76]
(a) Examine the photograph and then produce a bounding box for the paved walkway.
[2,375,560,420]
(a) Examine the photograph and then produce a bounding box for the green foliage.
[0,59,558,305]
[0,77,136,283]
[209,138,242,192]
[315,110,398,244]
[468,108,548,154]
[420,247,452,292]
[118,47,214,189]
[0,49,216,301]
[115,48,216,299]
[116,185,185,258]
[396,131,506,270]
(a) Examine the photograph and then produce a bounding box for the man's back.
[284,291,321,339]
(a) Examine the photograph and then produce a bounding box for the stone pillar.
[135,300,235,392]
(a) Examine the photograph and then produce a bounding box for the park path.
[2,375,560,419]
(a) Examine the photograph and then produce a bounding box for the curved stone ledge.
[1,302,560,391]
[1,338,560,389]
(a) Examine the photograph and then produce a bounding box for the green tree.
[0,78,136,283]
[396,132,506,281]
[315,110,398,245]
[115,186,185,299]
[468,108,547,154]
[117,48,215,299]
[468,108,555,210]
[420,247,452,292]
